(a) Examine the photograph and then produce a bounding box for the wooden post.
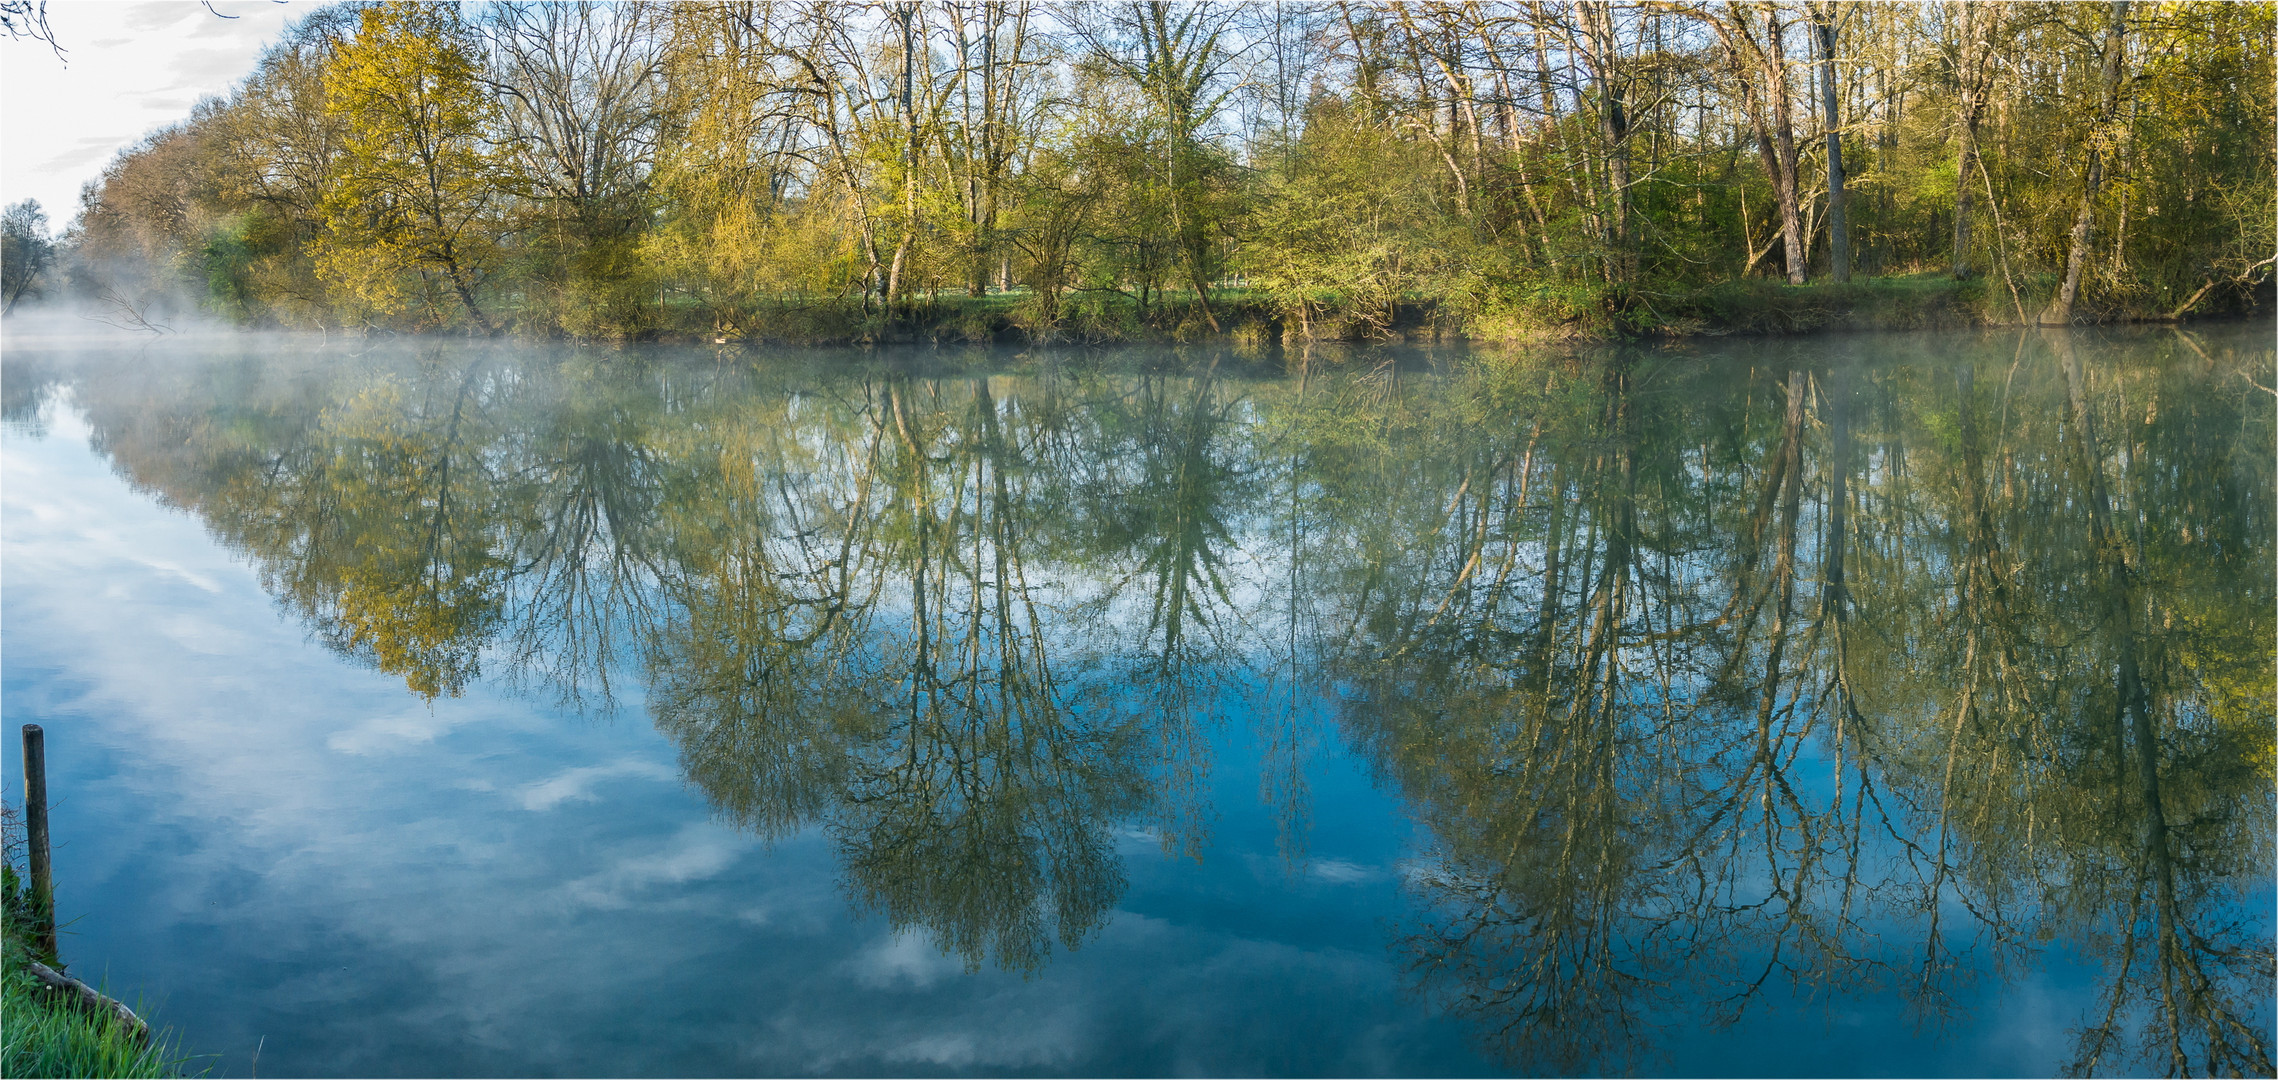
[21,723,54,960]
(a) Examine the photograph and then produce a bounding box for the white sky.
[2,0,301,234]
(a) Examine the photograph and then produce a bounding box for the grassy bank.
[524,271,2254,347]
[594,286,1298,347]
[3,829,194,1079]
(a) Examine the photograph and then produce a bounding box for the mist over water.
[1,324,2270,1077]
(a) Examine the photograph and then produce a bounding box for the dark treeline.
[9,324,2271,1072]
[4,0,2271,342]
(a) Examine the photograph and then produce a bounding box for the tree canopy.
[42,1,2278,341]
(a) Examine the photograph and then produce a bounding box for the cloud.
[3,0,298,218]
[558,826,749,909]
[120,3,204,33]
[882,1034,982,1067]
[516,760,677,811]
[325,707,462,756]
[852,928,964,990]
[1309,858,1385,884]
[164,46,257,85]
[38,140,129,175]
[155,612,247,655]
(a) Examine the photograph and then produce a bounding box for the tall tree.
[1812,2,1848,282]
[1942,0,2004,281]
[2041,1,2130,325]
[320,1,503,332]
[1579,1,1639,285]
[1066,2,1245,331]
[1702,2,1810,284]
[486,0,664,329]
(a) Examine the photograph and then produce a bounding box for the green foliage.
[317,1,501,331]
[2,200,54,313]
[1242,98,1469,338]
[52,1,2276,342]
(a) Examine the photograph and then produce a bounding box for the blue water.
[3,326,2269,1077]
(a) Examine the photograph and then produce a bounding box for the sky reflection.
[2,325,2270,1077]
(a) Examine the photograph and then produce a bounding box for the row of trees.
[27,0,2278,340]
[23,324,2270,1072]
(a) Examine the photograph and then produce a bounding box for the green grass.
[1,971,183,1080]
[2,837,200,1079]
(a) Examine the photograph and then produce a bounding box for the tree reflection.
[827,376,1147,974]
[1317,333,2272,1075]
[498,359,668,710]
[49,328,2273,1067]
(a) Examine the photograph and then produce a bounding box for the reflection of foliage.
[51,327,2276,1057]
[643,374,1160,973]
[331,560,499,699]
[1310,332,2274,1075]
[310,376,506,699]
[499,367,667,710]
[830,378,1148,973]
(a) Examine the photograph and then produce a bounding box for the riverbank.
[3,831,189,1078]
[520,271,2265,347]
[16,271,2260,351]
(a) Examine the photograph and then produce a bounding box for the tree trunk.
[1583,1,1634,285]
[1952,116,1977,279]
[1950,1,1994,280]
[2042,1,2129,325]
[435,235,493,335]
[1767,9,1806,286]
[886,3,922,314]
[1718,5,1806,284]
[1816,7,1849,283]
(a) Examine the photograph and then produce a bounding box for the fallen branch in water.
[2164,278,2216,322]
[25,959,149,1041]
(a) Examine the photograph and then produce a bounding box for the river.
[2,323,2270,1077]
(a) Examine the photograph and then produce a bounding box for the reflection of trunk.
[1820,366,1850,621]
[1754,370,1806,766]
[1577,364,1636,698]
[2043,329,2266,1077]
[1137,373,1228,655]
[2052,330,2156,816]
[1951,362,2015,631]
[1726,367,1807,667]
[1529,461,1567,689]
[1391,364,1651,1074]
[851,376,1137,974]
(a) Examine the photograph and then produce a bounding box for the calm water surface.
[2,324,2271,1077]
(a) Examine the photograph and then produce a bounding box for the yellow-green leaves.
[318,2,499,331]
